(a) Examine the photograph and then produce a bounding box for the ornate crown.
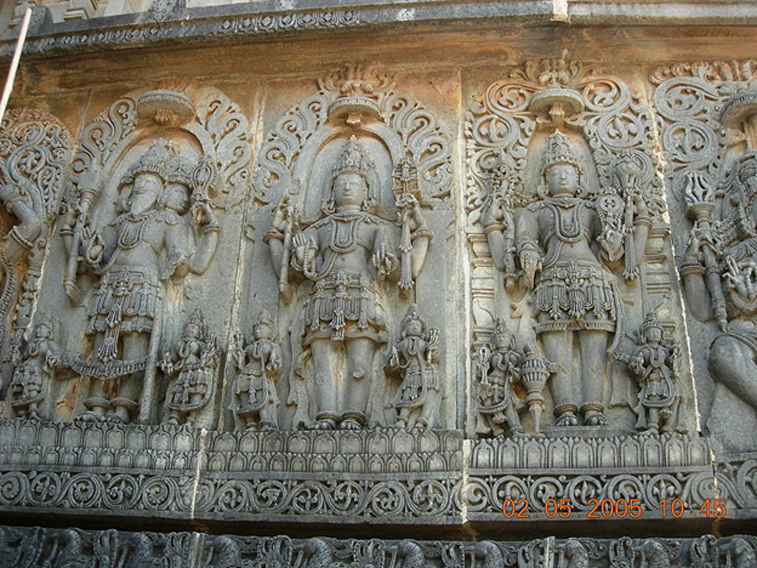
[183,308,207,338]
[401,304,426,334]
[332,136,373,182]
[491,318,516,350]
[640,306,665,337]
[122,140,176,186]
[254,309,276,334]
[540,131,584,179]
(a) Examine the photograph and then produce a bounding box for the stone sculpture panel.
[465,59,693,436]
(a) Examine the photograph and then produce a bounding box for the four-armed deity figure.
[682,151,757,413]
[69,141,219,424]
[267,137,432,430]
[231,310,283,431]
[485,131,650,427]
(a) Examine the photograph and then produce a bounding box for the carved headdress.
[121,140,177,187]
[254,309,276,337]
[182,308,208,340]
[639,305,665,338]
[540,130,585,186]
[323,136,376,213]
[400,304,426,337]
[491,318,516,351]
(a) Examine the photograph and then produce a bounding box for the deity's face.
[183,323,201,341]
[546,163,579,197]
[644,326,662,345]
[333,172,367,210]
[254,323,272,340]
[166,182,191,215]
[404,319,423,337]
[131,172,163,215]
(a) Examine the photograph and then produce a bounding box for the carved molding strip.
[2,2,756,59]
[0,525,755,567]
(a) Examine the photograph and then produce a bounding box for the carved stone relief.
[0,109,72,408]
[0,526,752,568]
[651,59,757,454]
[465,59,692,436]
[242,65,455,432]
[45,83,251,427]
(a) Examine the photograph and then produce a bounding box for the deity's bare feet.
[340,418,363,430]
[555,411,579,427]
[75,411,103,423]
[314,418,338,430]
[584,412,607,426]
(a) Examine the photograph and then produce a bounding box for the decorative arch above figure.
[252,65,452,432]
[466,59,689,436]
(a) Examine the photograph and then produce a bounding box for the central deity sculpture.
[485,131,650,427]
[70,141,219,423]
[267,137,432,430]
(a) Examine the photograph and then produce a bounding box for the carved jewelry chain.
[548,201,583,243]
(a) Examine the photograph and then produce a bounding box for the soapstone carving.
[9,315,64,420]
[475,318,524,436]
[231,310,282,431]
[494,131,650,427]
[0,109,71,365]
[467,60,671,432]
[267,136,432,430]
[386,304,441,430]
[681,151,757,414]
[160,308,218,426]
[67,140,219,424]
[620,306,681,434]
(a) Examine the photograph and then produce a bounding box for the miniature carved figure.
[159,309,217,426]
[386,305,441,430]
[682,152,757,414]
[9,316,63,419]
[267,136,432,430]
[622,308,680,434]
[475,319,524,436]
[231,310,282,431]
[69,140,219,424]
[485,131,650,427]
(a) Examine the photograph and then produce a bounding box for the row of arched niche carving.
[3,62,756,441]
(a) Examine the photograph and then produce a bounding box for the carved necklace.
[117,211,156,250]
[329,214,362,253]
[547,200,583,243]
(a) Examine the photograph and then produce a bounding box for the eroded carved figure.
[682,152,757,415]
[475,318,524,436]
[484,131,650,427]
[267,136,432,430]
[160,308,217,426]
[9,315,64,419]
[621,307,681,434]
[231,310,282,431]
[386,305,441,430]
[68,140,219,423]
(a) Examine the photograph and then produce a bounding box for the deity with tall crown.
[267,136,432,430]
[484,131,650,427]
[68,140,219,424]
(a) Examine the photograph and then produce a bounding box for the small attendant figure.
[231,310,282,431]
[10,315,64,420]
[386,305,442,430]
[625,308,680,434]
[160,309,217,426]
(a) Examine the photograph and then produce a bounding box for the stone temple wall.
[0,1,756,566]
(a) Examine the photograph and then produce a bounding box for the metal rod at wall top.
[0,7,33,125]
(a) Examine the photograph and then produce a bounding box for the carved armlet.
[200,223,220,235]
[8,226,35,250]
[634,213,652,228]
[263,228,284,244]
[483,220,505,235]
[679,261,706,277]
[411,227,433,241]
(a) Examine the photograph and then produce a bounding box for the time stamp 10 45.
[501,498,728,519]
